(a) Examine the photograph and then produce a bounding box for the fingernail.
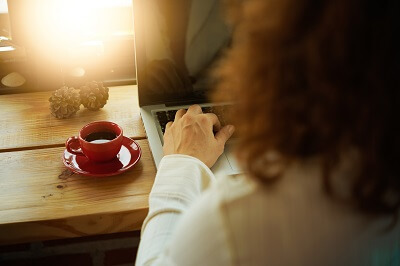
[228,125,235,134]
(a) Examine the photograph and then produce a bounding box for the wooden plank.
[0,139,156,244]
[0,85,145,151]
[0,209,148,245]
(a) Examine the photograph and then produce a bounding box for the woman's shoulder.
[211,173,260,203]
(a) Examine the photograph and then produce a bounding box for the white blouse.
[136,155,400,266]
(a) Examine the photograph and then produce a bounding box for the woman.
[136,0,400,265]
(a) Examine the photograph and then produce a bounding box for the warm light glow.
[0,0,7,14]
[31,0,133,61]
[52,0,132,41]
[0,46,14,52]
[69,67,86,77]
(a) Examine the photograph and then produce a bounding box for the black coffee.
[84,131,117,144]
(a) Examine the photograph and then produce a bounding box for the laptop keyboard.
[155,105,231,134]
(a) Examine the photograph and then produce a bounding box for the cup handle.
[66,136,84,156]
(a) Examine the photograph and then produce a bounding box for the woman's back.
[218,167,400,265]
[158,158,400,266]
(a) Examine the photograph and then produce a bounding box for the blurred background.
[0,0,136,94]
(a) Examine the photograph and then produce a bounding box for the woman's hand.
[163,105,235,168]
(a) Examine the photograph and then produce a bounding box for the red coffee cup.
[65,121,123,162]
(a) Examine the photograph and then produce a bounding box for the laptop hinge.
[164,98,208,107]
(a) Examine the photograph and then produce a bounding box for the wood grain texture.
[0,85,145,151]
[0,210,148,245]
[0,140,156,245]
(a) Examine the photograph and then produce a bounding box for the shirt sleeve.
[136,154,216,266]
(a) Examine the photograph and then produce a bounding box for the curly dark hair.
[214,0,400,216]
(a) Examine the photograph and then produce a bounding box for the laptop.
[133,0,241,176]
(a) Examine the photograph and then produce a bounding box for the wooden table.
[0,85,156,245]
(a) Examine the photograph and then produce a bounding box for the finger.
[187,104,202,115]
[215,125,235,145]
[175,109,186,120]
[203,113,221,132]
[163,122,173,137]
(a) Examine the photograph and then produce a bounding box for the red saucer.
[62,136,141,177]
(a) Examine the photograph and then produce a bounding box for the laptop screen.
[134,0,231,106]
